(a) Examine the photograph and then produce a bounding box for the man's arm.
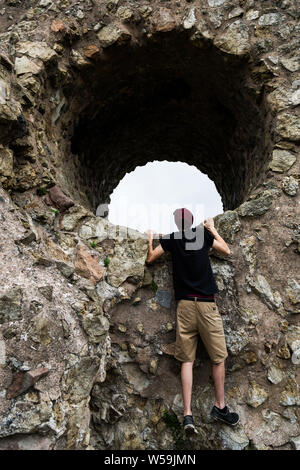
[146,230,165,264]
[204,218,231,256]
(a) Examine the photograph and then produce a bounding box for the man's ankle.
[184,410,192,416]
[214,402,226,409]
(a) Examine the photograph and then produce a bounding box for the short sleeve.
[159,234,173,253]
[204,227,215,248]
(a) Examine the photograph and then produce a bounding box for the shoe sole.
[211,414,240,426]
[184,424,198,435]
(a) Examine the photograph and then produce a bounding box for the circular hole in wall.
[108,160,223,234]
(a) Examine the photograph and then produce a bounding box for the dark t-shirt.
[159,225,219,300]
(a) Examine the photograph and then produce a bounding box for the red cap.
[173,208,194,226]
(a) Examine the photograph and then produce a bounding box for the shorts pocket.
[200,303,223,330]
[204,302,219,314]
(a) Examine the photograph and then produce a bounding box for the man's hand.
[147,229,155,241]
[146,229,165,264]
[203,217,231,256]
[204,217,215,231]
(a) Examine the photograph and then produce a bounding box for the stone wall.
[0,0,299,450]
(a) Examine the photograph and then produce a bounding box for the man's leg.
[181,361,194,416]
[211,358,239,425]
[212,360,225,409]
[175,300,198,420]
[196,302,239,425]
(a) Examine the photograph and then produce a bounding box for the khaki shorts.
[175,299,228,364]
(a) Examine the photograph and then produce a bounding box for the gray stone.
[63,356,100,404]
[18,74,41,99]
[15,230,37,246]
[258,13,282,26]
[239,236,257,274]
[0,97,22,128]
[292,80,300,90]
[38,285,53,301]
[16,41,57,62]
[247,273,282,310]
[155,290,172,309]
[281,57,300,72]
[279,378,300,406]
[286,325,300,352]
[208,0,228,6]
[262,409,282,432]
[40,0,52,6]
[238,306,259,327]
[153,265,172,288]
[268,149,296,173]
[0,398,52,438]
[0,80,8,105]
[267,364,285,384]
[55,261,74,279]
[107,238,148,287]
[214,210,241,243]
[70,49,91,69]
[245,10,259,21]
[97,24,131,48]
[122,363,149,393]
[276,113,300,142]
[282,176,299,196]
[219,426,249,450]
[247,381,269,408]
[209,12,223,30]
[149,358,158,375]
[132,297,141,306]
[52,95,66,124]
[281,408,298,424]
[0,147,14,177]
[212,261,236,296]
[291,349,300,365]
[116,6,133,22]
[290,435,300,450]
[0,339,5,365]
[267,85,300,112]
[285,279,300,305]
[225,327,249,355]
[96,279,121,303]
[236,193,274,217]
[28,313,52,346]
[215,20,250,56]
[228,7,244,19]
[81,312,110,344]
[76,9,84,19]
[0,287,23,323]
[15,56,42,75]
[290,88,300,106]
[79,216,114,241]
[183,8,196,29]
[138,5,152,19]
[61,205,91,231]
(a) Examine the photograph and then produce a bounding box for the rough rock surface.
[0,0,299,451]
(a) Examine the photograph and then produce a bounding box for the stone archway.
[0,0,299,451]
[66,28,273,214]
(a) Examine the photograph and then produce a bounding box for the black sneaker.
[211,405,239,426]
[183,415,196,435]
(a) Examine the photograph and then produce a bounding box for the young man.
[146,208,239,433]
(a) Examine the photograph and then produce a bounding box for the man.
[146,208,239,434]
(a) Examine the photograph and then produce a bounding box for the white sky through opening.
[108,161,223,235]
